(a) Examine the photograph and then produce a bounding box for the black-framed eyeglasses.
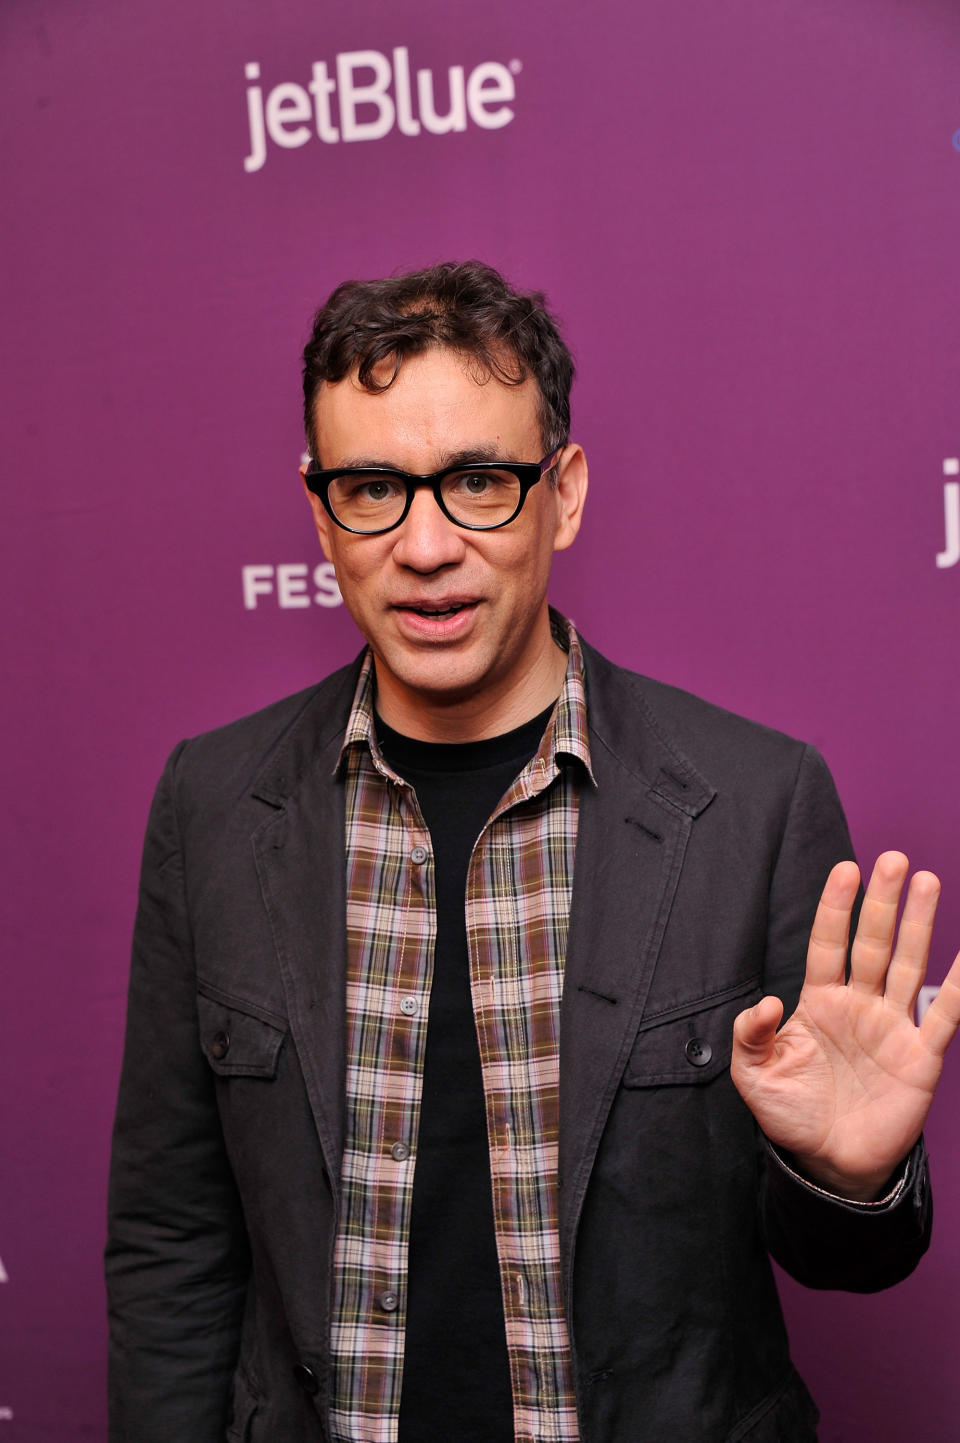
[303,449,561,535]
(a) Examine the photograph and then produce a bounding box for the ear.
[551,444,588,553]
[300,462,336,563]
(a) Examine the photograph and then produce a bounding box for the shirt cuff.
[764,1140,910,1210]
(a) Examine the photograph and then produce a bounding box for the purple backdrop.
[3,0,958,1437]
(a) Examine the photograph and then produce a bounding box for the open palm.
[731,852,960,1201]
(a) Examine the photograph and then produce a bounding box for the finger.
[919,951,960,1057]
[804,860,861,987]
[848,851,910,995]
[732,995,784,1067]
[883,870,941,1013]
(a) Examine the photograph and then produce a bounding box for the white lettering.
[0,1256,7,1283]
[338,50,395,142]
[277,563,311,608]
[466,62,515,130]
[418,65,467,135]
[265,82,312,149]
[242,565,275,609]
[243,62,267,173]
[393,48,420,136]
[313,561,343,607]
[309,61,340,143]
[242,51,519,166]
[937,460,959,568]
[242,564,343,609]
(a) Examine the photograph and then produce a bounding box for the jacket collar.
[249,658,363,809]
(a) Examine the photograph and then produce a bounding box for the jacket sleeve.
[758,743,932,1290]
[763,1137,931,1291]
[106,745,249,1442]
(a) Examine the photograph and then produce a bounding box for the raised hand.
[731,852,960,1201]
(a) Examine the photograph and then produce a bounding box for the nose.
[390,485,467,572]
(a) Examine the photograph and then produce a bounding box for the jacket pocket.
[726,1364,819,1441]
[196,983,287,1078]
[623,978,761,1087]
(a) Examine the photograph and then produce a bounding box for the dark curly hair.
[301,260,574,461]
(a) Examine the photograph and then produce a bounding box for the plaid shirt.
[329,618,594,1443]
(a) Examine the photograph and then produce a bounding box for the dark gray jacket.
[106,640,930,1442]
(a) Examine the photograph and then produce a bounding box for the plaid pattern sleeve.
[330,618,594,1443]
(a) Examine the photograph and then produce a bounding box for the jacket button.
[210,1030,230,1060]
[684,1036,712,1067]
[293,1362,319,1395]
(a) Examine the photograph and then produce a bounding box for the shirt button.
[399,996,419,1016]
[410,845,428,864]
[379,1290,399,1312]
[390,1141,410,1161]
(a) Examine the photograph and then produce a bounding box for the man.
[106,262,960,1443]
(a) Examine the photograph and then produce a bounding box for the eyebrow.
[333,446,510,471]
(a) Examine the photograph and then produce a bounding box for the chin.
[387,651,490,703]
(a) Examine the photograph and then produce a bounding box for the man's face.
[301,346,587,736]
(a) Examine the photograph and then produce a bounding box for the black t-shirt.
[375,706,553,1443]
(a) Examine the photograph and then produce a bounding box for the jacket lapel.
[558,643,716,1270]
[251,661,361,1201]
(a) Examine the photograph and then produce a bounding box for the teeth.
[415,604,465,617]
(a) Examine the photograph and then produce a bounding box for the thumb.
[732,995,784,1067]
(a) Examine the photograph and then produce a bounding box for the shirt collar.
[336,609,595,788]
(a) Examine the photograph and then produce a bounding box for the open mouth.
[401,601,475,619]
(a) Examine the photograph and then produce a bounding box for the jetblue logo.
[244,49,520,172]
[937,458,959,569]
